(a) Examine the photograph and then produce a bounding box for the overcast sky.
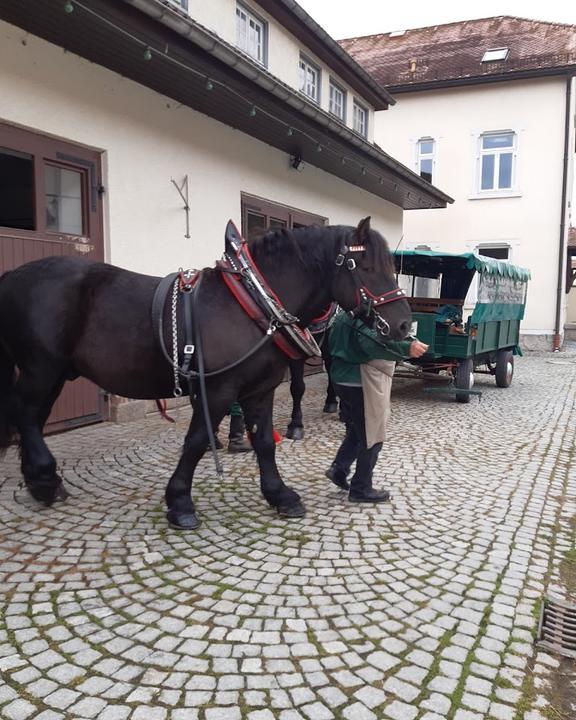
[296,0,576,39]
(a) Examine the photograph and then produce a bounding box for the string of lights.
[61,0,434,207]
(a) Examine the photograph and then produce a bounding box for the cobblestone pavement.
[1,350,576,720]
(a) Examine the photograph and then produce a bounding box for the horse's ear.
[356,216,371,241]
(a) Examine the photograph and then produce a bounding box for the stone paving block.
[2,698,37,720]
[383,700,418,720]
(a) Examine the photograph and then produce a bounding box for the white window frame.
[299,56,321,104]
[481,47,509,63]
[236,2,267,66]
[353,100,368,138]
[416,137,435,183]
[471,130,520,199]
[464,243,513,308]
[329,80,346,122]
[166,0,188,10]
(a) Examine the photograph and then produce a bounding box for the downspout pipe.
[553,74,573,351]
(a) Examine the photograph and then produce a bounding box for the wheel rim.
[468,371,474,389]
[506,360,513,384]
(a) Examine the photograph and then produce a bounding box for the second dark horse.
[0,218,411,530]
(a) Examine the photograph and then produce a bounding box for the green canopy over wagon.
[393,249,531,402]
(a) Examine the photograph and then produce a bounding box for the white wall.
[375,78,572,342]
[189,0,375,141]
[0,20,400,276]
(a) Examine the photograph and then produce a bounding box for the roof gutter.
[388,65,576,94]
[122,0,451,205]
[553,74,574,350]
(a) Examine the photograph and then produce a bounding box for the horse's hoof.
[167,511,201,531]
[26,482,59,507]
[323,402,338,414]
[277,502,306,519]
[285,427,304,440]
[55,482,70,502]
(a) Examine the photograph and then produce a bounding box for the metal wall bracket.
[171,175,190,239]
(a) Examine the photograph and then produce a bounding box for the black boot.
[325,464,350,490]
[349,480,391,504]
[228,414,252,453]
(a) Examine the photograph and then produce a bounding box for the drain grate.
[537,597,576,659]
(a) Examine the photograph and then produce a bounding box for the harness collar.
[218,222,321,360]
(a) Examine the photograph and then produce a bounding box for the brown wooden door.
[0,122,105,432]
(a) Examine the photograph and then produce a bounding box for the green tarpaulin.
[394,249,531,282]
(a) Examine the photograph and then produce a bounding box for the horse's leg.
[242,390,305,518]
[322,345,338,414]
[165,394,229,530]
[14,367,67,506]
[286,359,305,440]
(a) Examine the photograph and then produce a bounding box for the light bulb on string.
[287,127,294,136]
[316,143,322,152]
[205,78,214,91]
[249,106,257,117]
[64,0,74,12]
[143,47,152,61]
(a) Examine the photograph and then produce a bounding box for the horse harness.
[151,221,407,399]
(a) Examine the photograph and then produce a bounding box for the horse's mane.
[248,224,394,276]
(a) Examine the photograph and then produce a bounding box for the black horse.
[0,218,410,530]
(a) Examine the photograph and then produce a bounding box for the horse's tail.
[0,276,16,455]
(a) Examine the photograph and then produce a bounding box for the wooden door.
[0,122,105,432]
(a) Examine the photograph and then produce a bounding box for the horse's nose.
[399,320,410,338]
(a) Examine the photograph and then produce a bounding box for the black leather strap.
[151,272,179,365]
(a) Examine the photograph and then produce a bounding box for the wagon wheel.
[454,358,474,404]
[495,349,514,388]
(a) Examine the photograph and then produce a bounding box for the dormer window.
[481,48,509,63]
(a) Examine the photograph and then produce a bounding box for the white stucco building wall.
[375,77,574,347]
[0,19,400,276]
[188,0,376,142]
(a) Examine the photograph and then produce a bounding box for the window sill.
[468,191,522,200]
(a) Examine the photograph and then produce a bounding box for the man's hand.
[409,340,429,358]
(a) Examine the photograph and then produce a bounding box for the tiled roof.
[339,16,576,91]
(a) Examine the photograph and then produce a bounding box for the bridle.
[334,241,407,336]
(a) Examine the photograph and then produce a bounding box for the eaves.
[0,0,452,209]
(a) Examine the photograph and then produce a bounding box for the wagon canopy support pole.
[171,175,191,240]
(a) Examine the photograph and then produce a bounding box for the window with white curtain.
[353,100,368,137]
[236,3,267,66]
[299,56,321,103]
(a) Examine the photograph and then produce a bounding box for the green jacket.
[328,312,412,386]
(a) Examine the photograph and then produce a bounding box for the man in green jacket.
[326,311,428,503]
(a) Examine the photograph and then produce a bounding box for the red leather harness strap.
[218,265,304,360]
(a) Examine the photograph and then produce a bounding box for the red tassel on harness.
[247,429,282,444]
[156,398,176,423]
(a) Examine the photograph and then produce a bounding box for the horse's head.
[331,217,411,341]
